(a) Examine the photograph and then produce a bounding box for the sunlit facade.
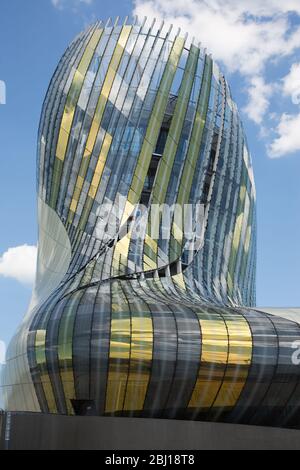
[1,18,300,428]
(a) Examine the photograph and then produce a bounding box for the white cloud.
[0,245,37,286]
[282,62,300,105]
[268,112,300,158]
[51,0,93,10]
[243,76,274,124]
[0,341,6,365]
[133,0,300,158]
[133,0,300,76]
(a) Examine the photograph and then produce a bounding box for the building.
[1,18,300,433]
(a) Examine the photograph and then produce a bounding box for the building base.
[1,412,300,450]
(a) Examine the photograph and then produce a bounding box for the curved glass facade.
[1,18,300,428]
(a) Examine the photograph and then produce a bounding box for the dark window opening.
[140,190,151,206]
[140,95,176,206]
[144,270,154,279]
[71,399,96,416]
[140,153,161,206]
[201,132,219,205]
[169,261,178,276]
[154,127,168,155]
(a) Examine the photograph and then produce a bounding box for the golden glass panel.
[145,234,157,253]
[56,127,69,161]
[120,199,135,226]
[35,330,58,414]
[172,272,186,290]
[188,315,228,410]
[88,132,112,198]
[78,28,102,72]
[213,317,252,409]
[35,329,46,365]
[172,221,183,243]
[143,254,157,270]
[39,378,58,414]
[105,284,131,414]
[57,298,80,415]
[77,47,95,76]
[123,315,153,411]
[114,233,131,256]
[69,199,77,214]
[86,120,101,152]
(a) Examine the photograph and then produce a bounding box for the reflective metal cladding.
[2,18,300,428]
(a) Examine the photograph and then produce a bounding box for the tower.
[1,18,300,429]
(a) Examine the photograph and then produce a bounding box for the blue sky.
[0,0,300,358]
